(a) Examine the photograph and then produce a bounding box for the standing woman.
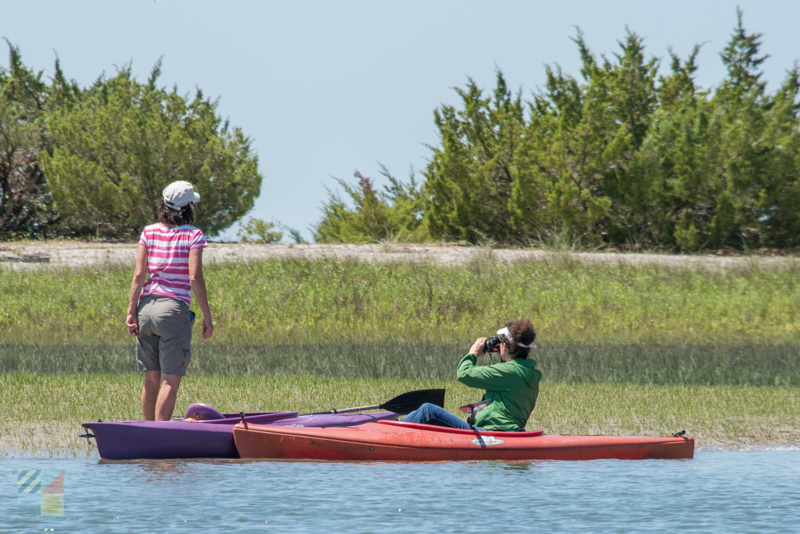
[125,181,214,421]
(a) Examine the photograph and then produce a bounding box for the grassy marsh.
[2,373,797,453]
[4,255,799,453]
[2,343,799,386]
[2,255,800,345]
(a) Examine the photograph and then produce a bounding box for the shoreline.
[4,444,800,458]
[2,427,798,456]
[3,374,798,453]
[2,241,799,271]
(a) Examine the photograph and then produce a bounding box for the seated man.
[403,319,542,431]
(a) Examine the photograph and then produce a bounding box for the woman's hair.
[505,319,536,360]
[156,199,195,226]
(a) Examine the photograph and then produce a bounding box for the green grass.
[6,254,798,454]
[2,254,800,345]
[2,374,798,453]
[2,343,799,386]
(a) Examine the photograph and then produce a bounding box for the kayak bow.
[82,405,399,460]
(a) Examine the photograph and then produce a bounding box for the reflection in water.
[466,459,544,477]
[494,459,542,472]
[134,460,196,483]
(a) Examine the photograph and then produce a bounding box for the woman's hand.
[126,245,148,337]
[126,313,139,336]
[469,337,487,356]
[189,247,215,341]
[202,317,214,339]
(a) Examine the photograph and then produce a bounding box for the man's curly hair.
[505,319,536,359]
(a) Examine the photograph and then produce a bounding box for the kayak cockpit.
[377,420,545,437]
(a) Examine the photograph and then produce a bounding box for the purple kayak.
[81,403,399,460]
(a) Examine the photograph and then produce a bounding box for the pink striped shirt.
[138,224,207,306]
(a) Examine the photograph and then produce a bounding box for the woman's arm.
[188,248,214,339]
[126,245,149,336]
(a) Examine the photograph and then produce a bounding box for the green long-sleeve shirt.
[456,354,542,431]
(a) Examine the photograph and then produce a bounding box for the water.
[3,451,800,533]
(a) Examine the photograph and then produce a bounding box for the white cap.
[497,327,537,349]
[163,181,200,210]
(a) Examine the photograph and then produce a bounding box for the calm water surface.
[3,451,800,533]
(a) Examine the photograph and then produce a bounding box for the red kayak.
[233,420,694,461]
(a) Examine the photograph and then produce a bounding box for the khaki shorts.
[136,296,194,376]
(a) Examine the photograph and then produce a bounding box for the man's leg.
[141,371,161,421]
[403,403,473,429]
[155,373,182,421]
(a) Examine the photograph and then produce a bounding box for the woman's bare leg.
[142,371,161,421]
[155,374,183,421]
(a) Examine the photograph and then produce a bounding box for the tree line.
[316,13,800,251]
[0,46,261,240]
[3,12,798,250]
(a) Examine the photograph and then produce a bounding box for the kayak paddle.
[460,399,491,427]
[303,388,446,416]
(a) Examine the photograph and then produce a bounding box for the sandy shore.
[1,241,798,270]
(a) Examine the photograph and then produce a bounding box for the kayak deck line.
[233,421,695,461]
[234,422,690,450]
[376,420,545,437]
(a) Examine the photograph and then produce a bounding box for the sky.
[2,1,799,241]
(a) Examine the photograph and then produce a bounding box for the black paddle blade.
[378,389,446,415]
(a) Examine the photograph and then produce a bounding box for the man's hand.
[202,317,214,339]
[469,337,487,356]
[126,314,139,336]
